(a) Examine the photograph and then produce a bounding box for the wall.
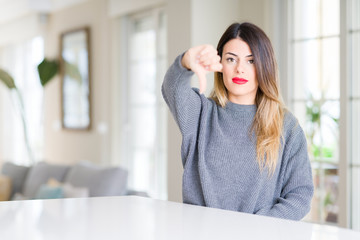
[0,13,45,47]
[43,0,111,165]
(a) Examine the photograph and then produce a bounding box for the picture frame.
[60,27,91,130]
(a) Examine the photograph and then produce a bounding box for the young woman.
[162,22,313,220]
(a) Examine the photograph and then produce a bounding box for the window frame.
[117,7,168,200]
[281,0,353,228]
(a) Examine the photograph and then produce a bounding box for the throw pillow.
[22,162,70,199]
[35,184,64,199]
[0,175,12,201]
[46,178,89,198]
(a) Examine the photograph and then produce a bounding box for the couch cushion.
[23,162,70,199]
[63,183,89,198]
[64,162,128,197]
[1,162,30,198]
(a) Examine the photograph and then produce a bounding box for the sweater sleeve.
[161,53,203,138]
[255,127,314,220]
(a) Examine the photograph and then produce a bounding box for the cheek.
[222,65,234,79]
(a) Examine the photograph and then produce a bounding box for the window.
[289,0,340,224]
[121,9,167,199]
[288,0,360,229]
[0,36,44,165]
[349,0,360,231]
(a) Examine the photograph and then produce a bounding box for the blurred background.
[0,0,358,231]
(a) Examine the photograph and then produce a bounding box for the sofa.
[0,161,146,201]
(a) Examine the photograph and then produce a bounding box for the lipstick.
[232,77,248,85]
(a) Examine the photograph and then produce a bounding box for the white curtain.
[0,37,44,165]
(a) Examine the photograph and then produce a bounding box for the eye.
[226,57,237,64]
[248,59,254,64]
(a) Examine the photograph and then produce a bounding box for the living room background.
[0,0,358,231]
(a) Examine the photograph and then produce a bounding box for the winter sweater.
[161,54,314,220]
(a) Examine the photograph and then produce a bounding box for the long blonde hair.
[210,22,285,175]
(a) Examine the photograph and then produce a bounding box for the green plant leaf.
[37,58,59,87]
[0,68,16,89]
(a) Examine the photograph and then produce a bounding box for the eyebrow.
[225,52,253,58]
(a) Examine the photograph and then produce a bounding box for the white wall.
[0,13,45,47]
[43,0,112,165]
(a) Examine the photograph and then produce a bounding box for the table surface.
[0,196,359,240]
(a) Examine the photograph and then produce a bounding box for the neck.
[228,96,255,105]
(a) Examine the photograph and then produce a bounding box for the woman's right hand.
[181,45,223,94]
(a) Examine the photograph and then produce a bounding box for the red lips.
[232,77,248,85]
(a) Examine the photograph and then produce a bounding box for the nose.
[236,62,244,73]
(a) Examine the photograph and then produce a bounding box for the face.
[221,38,258,105]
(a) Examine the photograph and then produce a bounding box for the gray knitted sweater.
[162,54,314,220]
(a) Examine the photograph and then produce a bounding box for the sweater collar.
[225,101,257,115]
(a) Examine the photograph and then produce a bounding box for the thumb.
[197,71,207,94]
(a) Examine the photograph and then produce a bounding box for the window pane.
[322,38,340,99]
[323,165,339,223]
[129,60,156,105]
[351,32,360,98]
[311,163,339,223]
[293,38,340,100]
[293,0,339,39]
[131,28,155,60]
[303,100,339,162]
[130,21,156,106]
[293,101,307,128]
[131,107,156,192]
[133,148,152,191]
[321,102,339,161]
[350,0,360,30]
[321,0,340,36]
[294,40,320,100]
[294,0,320,39]
[131,107,156,148]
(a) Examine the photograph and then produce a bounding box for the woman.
[162,22,313,220]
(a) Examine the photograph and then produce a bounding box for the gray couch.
[1,161,145,200]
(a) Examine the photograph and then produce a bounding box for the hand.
[181,45,223,94]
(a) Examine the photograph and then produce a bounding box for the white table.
[0,196,359,240]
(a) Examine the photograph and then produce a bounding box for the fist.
[181,45,223,94]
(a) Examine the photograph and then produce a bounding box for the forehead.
[223,38,252,56]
